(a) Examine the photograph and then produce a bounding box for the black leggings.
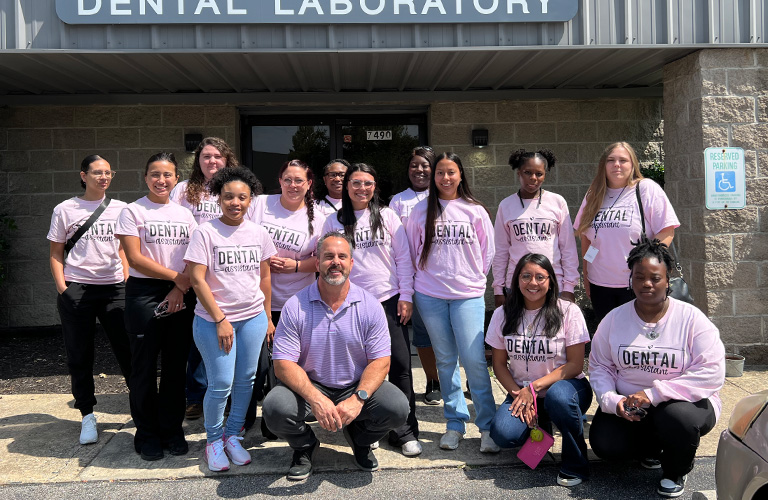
[590,399,717,479]
[589,283,635,325]
[125,277,194,450]
[57,282,132,416]
[382,294,419,445]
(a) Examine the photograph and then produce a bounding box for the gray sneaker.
[424,380,442,405]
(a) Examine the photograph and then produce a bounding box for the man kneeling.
[263,232,409,480]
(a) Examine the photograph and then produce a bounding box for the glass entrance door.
[241,113,427,201]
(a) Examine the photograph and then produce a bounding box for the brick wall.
[664,48,768,363]
[0,105,238,327]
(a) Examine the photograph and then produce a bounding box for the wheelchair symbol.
[716,171,736,193]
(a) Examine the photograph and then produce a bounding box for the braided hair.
[279,159,316,236]
[627,234,674,279]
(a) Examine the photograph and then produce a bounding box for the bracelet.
[295,259,299,273]
[215,316,227,324]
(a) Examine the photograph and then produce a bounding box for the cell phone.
[623,402,647,418]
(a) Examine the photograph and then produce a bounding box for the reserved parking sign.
[704,147,746,210]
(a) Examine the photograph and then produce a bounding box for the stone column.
[663,48,768,363]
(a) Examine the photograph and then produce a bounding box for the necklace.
[636,299,669,340]
[521,310,541,338]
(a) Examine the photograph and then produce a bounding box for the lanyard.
[593,186,626,239]
[518,189,543,209]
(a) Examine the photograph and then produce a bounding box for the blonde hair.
[575,142,644,236]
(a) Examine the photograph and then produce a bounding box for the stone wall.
[663,48,768,364]
[0,105,238,327]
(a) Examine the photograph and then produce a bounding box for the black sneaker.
[342,426,378,471]
[185,403,203,420]
[287,439,319,481]
[657,475,686,498]
[140,441,164,461]
[556,472,583,487]
[164,436,189,456]
[424,380,442,405]
[641,457,662,469]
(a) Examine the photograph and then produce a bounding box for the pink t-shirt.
[315,196,342,216]
[249,195,327,310]
[405,198,495,300]
[47,197,127,285]
[492,191,579,295]
[322,206,414,302]
[184,219,277,322]
[574,179,680,288]
[170,180,221,224]
[485,299,589,396]
[115,196,198,278]
[589,298,725,420]
[389,188,429,222]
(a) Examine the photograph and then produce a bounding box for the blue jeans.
[193,313,268,442]
[185,343,207,404]
[410,303,432,348]
[490,378,593,478]
[413,292,496,433]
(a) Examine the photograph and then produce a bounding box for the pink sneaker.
[205,439,230,472]
[224,435,251,466]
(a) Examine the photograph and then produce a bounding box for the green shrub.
[641,160,665,188]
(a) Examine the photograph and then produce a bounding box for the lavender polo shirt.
[273,281,390,389]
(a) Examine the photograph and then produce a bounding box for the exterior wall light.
[472,129,489,148]
[185,133,203,153]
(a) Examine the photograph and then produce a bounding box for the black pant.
[381,295,419,445]
[589,283,635,325]
[56,282,132,416]
[590,399,717,479]
[125,277,194,450]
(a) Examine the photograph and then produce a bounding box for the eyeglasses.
[349,179,376,189]
[325,172,346,179]
[520,273,550,284]
[413,145,433,153]
[90,170,116,178]
[281,178,307,186]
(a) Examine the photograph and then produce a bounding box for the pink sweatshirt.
[322,206,414,303]
[486,299,589,396]
[492,191,579,295]
[405,198,494,300]
[390,188,429,222]
[184,218,277,322]
[574,179,680,288]
[249,195,327,310]
[315,196,342,216]
[116,196,197,278]
[588,297,725,420]
[47,197,127,285]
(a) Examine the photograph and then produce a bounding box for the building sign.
[56,0,579,24]
[704,147,746,210]
[366,130,392,140]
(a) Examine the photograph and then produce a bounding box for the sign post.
[704,147,746,210]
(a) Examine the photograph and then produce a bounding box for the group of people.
[48,138,725,498]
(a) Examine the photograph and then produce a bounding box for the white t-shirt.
[184,219,277,322]
[574,179,680,288]
[485,299,589,396]
[115,196,198,278]
[47,197,127,285]
[249,195,326,310]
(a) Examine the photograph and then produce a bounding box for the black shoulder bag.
[635,185,693,304]
[64,198,111,257]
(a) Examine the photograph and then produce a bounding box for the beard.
[321,265,349,286]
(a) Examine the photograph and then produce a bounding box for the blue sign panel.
[715,171,736,193]
[56,0,579,24]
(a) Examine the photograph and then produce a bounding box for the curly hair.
[186,137,240,207]
[209,166,263,199]
[627,234,674,277]
[508,148,557,171]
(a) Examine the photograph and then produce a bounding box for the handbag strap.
[669,240,685,278]
[635,184,646,236]
[65,198,111,254]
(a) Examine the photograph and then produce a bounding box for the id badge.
[584,245,599,263]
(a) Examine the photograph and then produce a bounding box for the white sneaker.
[79,413,98,445]
[439,430,463,450]
[205,439,230,472]
[224,435,251,466]
[370,441,379,450]
[401,440,422,456]
[480,430,500,453]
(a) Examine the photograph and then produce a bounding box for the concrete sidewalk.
[0,361,765,486]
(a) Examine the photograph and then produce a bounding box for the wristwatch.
[355,389,369,402]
